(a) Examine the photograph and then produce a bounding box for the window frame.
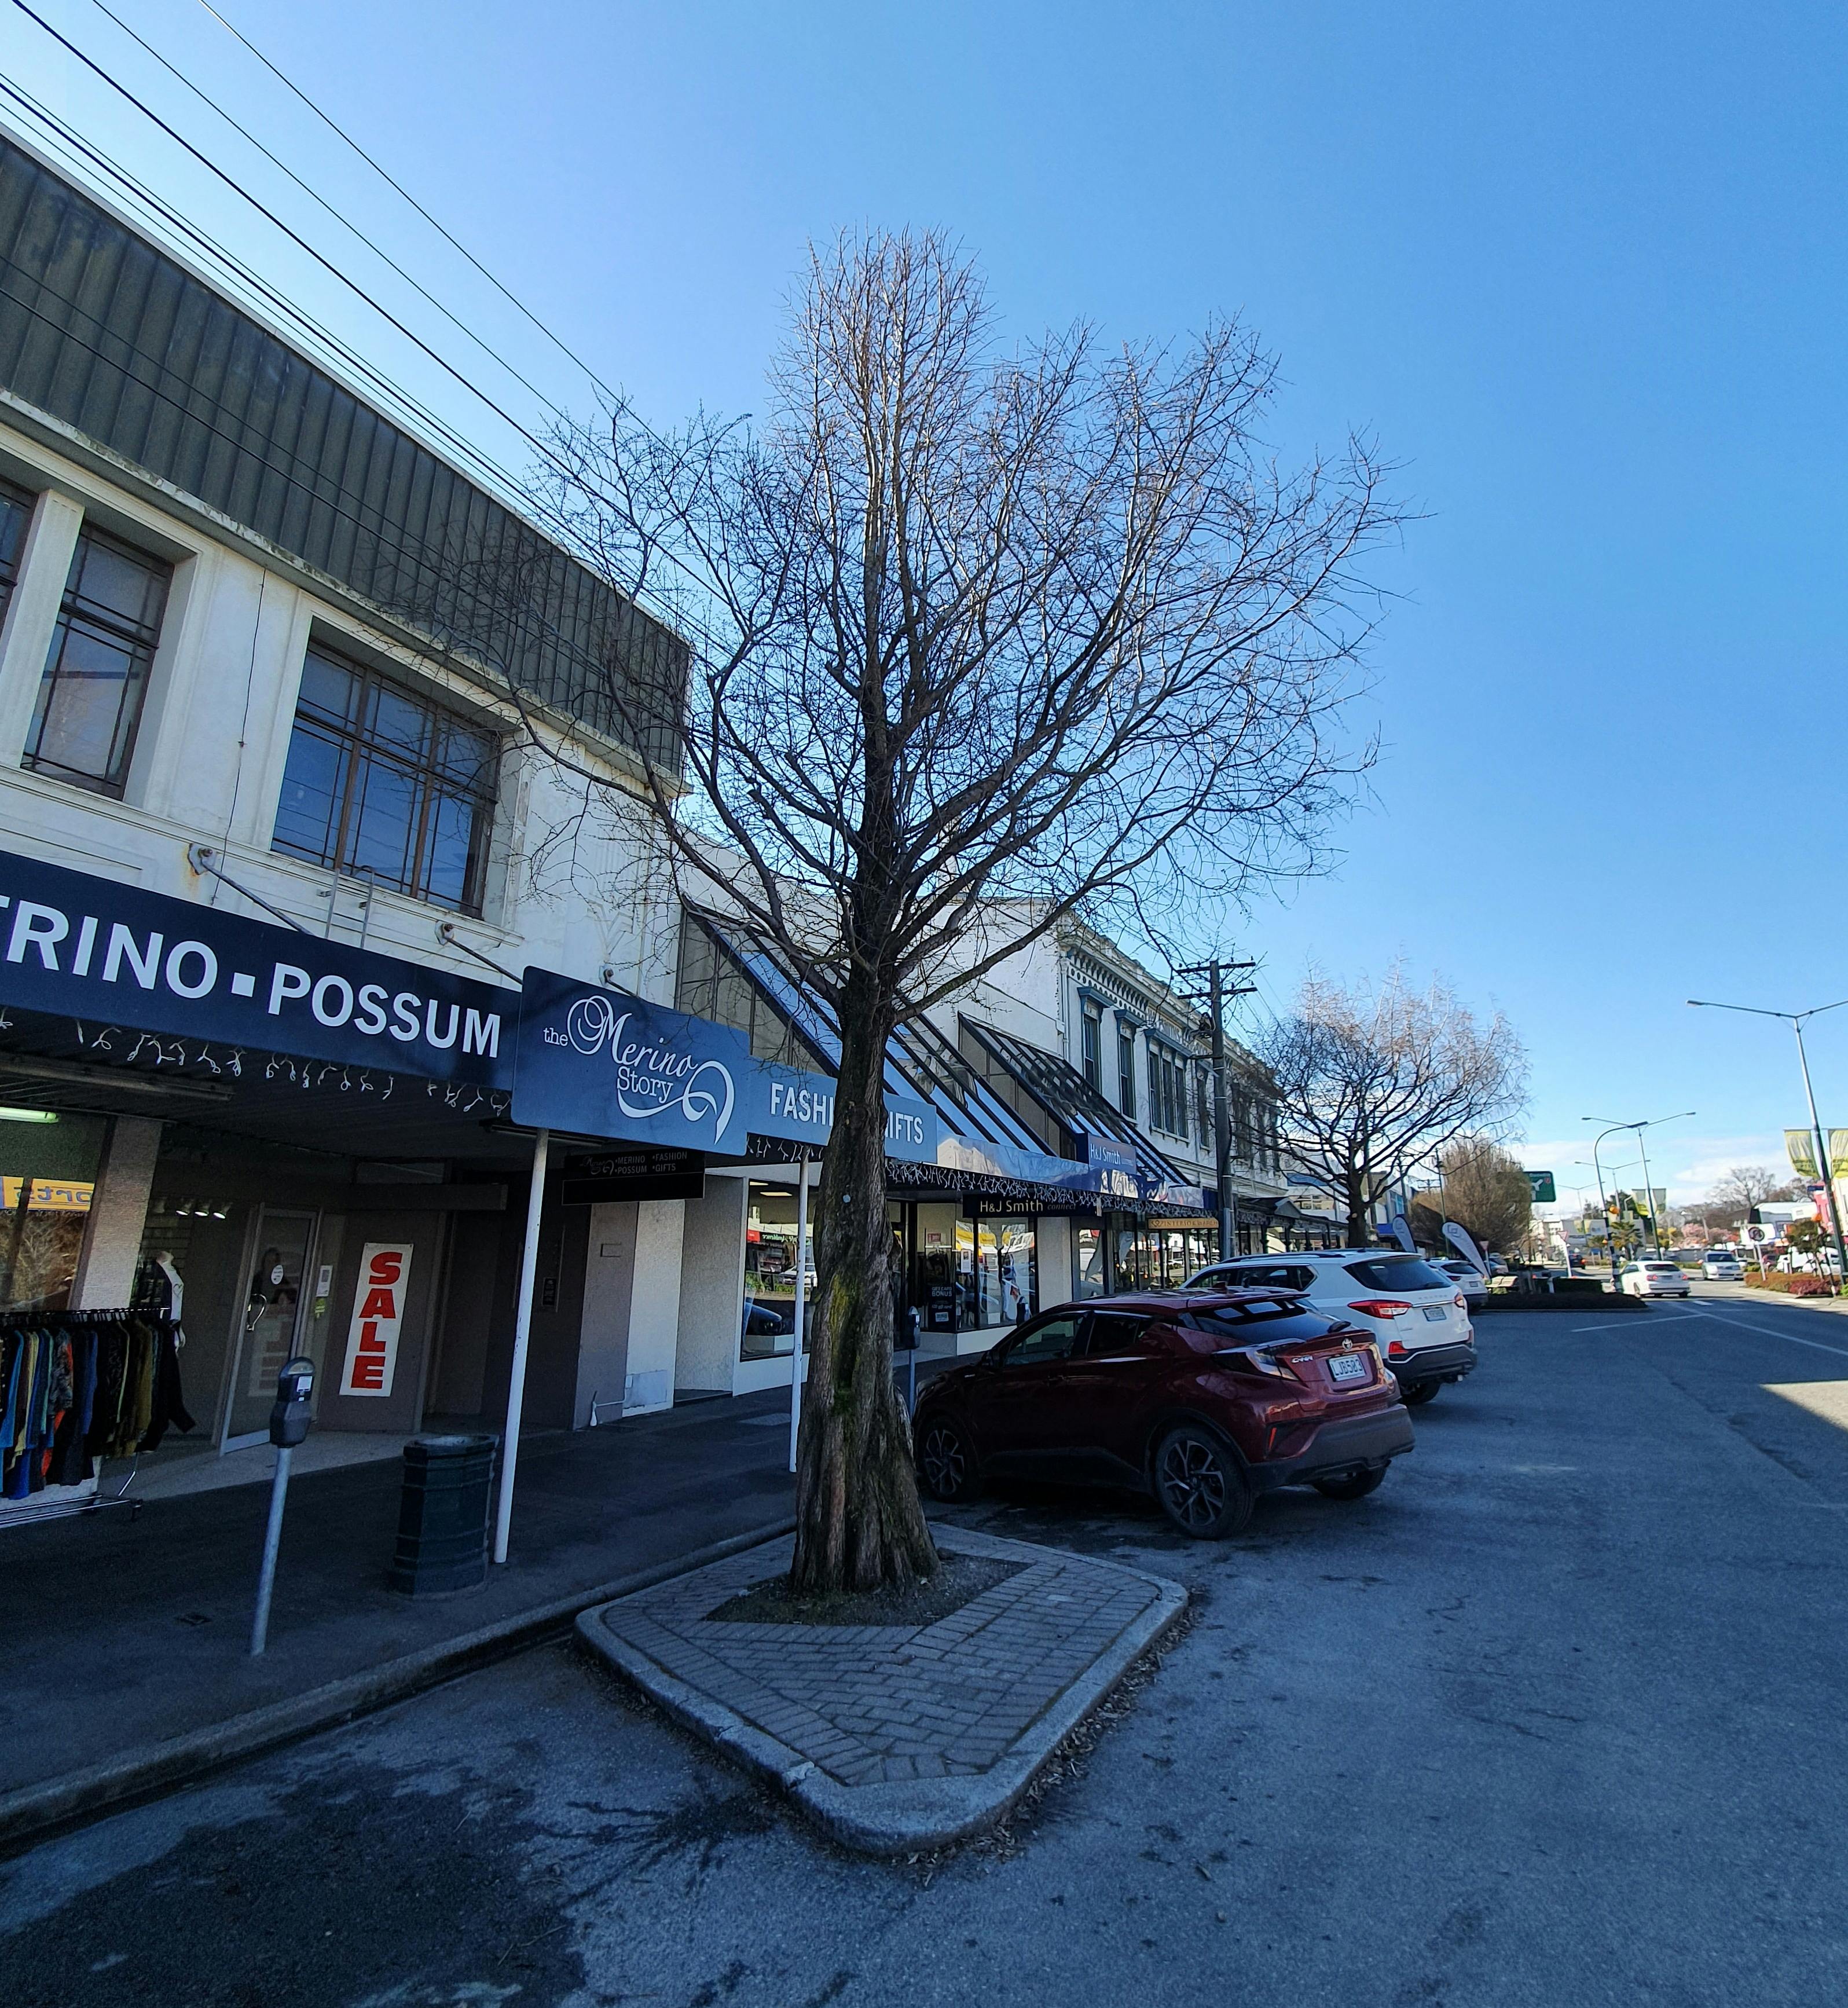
[1117,1025,1137,1120]
[0,477,32,632]
[23,519,171,800]
[270,640,500,916]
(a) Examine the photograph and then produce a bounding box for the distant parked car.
[1619,1261,1691,1299]
[1702,1251,1745,1281]
[1436,1258,1490,1309]
[1183,1249,1475,1407]
[912,1289,1413,1537]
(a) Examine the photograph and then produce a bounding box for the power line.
[82,0,582,431]
[1,12,730,665]
[193,0,621,408]
[0,85,702,731]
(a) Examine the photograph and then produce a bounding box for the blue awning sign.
[0,847,512,1087]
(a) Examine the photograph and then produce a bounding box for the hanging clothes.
[1,1312,192,1497]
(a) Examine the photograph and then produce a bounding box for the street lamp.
[1688,997,1848,1291]
[1574,1152,1641,1279]
[1582,1112,1695,1257]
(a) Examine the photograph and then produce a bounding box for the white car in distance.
[1183,1249,1475,1408]
[1619,1261,1691,1299]
[1701,1250,1745,1281]
[1436,1258,1490,1309]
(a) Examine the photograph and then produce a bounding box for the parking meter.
[268,1355,314,1449]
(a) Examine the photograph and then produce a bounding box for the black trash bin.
[388,1434,496,1595]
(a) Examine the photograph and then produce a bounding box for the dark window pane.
[421,786,479,911]
[1344,1257,1450,1292]
[69,536,165,631]
[368,683,430,759]
[347,753,420,885]
[1002,1312,1086,1365]
[273,725,348,861]
[296,649,358,728]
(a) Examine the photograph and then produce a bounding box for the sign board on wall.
[512,968,940,1161]
[339,1243,415,1397]
[0,847,512,1087]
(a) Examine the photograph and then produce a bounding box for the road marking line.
[1677,1306,1848,1361]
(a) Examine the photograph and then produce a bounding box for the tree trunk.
[1341,1163,1370,1247]
[789,969,939,1593]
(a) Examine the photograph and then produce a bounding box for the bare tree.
[1408,1134,1532,1254]
[515,231,1397,1592]
[1259,969,1527,1245]
[1706,1165,1790,1226]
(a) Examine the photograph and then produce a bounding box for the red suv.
[912,1289,1414,1538]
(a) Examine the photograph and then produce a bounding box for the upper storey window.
[272,644,498,915]
[0,479,31,630]
[24,523,170,797]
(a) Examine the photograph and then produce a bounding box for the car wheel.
[1401,1380,1441,1407]
[915,1415,981,1503]
[1152,1424,1252,1539]
[1313,1465,1388,1501]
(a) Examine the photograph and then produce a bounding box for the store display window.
[742,1179,807,1361]
[0,1111,106,1314]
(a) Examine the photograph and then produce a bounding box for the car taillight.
[1385,1339,1407,1356]
[1348,1299,1413,1318]
[1453,1294,1466,1309]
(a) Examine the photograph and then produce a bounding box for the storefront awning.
[674,915,1177,1208]
[958,1018,1207,1212]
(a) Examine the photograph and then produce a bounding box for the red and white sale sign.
[339,1243,414,1397]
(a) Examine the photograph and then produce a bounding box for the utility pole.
[1691,997,1848,1293]
[1180,955,1256,1262]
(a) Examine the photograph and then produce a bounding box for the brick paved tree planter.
[575,1524,1188,1855]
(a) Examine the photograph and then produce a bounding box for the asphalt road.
[6,1289,1848,2008]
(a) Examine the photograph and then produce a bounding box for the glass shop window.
[273,643,498,914]
[1075,1222,1106,1299]
[742,1178,808,1361]
[0,1111,108,1314]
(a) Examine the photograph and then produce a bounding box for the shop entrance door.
[222,1209,319,1450]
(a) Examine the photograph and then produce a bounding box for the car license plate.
[1328,1353,1369,1383]
[1422,1304,1449,1321]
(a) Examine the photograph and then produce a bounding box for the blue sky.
[8,1,1845,1203]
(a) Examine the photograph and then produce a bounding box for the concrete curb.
[575,1524,1189,1856]
[0,1516,795,1857]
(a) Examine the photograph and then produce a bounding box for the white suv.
[1184,1250,1476,1406]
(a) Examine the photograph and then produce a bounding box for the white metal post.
[789,1159,810,1475]
[493,1127,549,1565]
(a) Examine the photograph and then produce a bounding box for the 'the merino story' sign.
[512,966,939,1162]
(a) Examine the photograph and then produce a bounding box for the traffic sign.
[1526,1171,1556,1203]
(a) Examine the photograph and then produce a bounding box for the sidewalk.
[1,1390,798,1839]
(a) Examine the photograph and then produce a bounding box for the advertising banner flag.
[1786,1130,1820,1179]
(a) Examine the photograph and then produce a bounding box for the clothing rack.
[1,1307,188,1528]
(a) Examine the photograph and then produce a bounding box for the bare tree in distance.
[1259,969,1527,1245]
[516,230,1400,1593]
[1706,1165,1795,1227]
[1408,1134,1533,1255]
